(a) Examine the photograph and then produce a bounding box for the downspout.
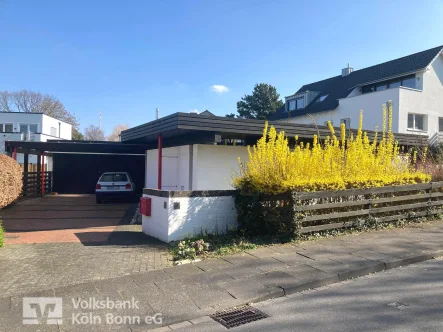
[158,134,162,190]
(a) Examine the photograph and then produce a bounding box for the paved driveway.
[1,195,133,245]
[0,195,171,297]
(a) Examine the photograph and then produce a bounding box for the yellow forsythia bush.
[0,154,23,208]
[233,103,431,194]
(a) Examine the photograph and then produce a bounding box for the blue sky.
[1,0,443,135]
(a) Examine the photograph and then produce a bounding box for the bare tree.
[106,124,129,141]
[83,125,105,141]
[0,90,79,132]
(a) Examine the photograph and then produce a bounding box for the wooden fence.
[236,181,443,236]
[22,171,53,197]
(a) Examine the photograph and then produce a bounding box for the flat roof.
[121,112,428,146]
[5,140,149,155]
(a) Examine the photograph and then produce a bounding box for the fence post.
[292,191,302,238]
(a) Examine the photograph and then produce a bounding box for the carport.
[5,140,149,195]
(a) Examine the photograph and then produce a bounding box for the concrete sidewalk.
[1,221,443,331]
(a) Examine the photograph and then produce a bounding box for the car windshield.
[100,173,128,182]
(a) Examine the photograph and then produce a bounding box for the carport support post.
[41,152,45,196]
[158,134,162,189]
[23,152,29,196]
[13,147,17,160]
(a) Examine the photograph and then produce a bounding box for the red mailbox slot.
[140,197,152,216]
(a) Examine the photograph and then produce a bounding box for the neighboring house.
[270,45,443,142]
[0,112,72,170]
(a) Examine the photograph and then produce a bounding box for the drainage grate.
[387,302,410,310]
[210,305,268,329]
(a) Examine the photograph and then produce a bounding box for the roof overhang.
[121,112,428,147]
[4,140,149,155]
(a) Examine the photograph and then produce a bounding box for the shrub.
[172,239,210,260]
[0,154,23,208]
[0,221,4,248]
[233,102,430,194]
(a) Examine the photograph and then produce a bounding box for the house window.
[0,123,13,133]
[340,118,351,128]
[362,74,416,94]
[389,81,401,88]
[362,85,375,94]
[19,124,38,133]
[439,118,443,132]
[50,127,57,136]
[287,97,305,111]
[296,97,304,109]
[401,77,416,89]
[317,95,328,102]
[376,83,387,91]
[408,113,425,130]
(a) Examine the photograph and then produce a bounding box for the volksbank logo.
[23,297,63,325]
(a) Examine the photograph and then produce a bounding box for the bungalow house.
[269,45,443,144]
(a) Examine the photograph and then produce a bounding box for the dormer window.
[288,97,304,111]
[317,95,328,102]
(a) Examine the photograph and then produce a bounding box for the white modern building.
[269,45,443,143]
[0,112,72,170]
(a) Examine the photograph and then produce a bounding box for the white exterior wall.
[145,144,248,191]
[146,145,190,190]
[142,195,170,242]
[1,113,71,170]
[42,114,72,140]
[192,145,249,190]
[284,87,401,132]
[283,54,443,138]
[399,55,443,136]
[142,193,237,243]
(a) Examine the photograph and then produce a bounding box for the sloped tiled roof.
[270,45,443,120]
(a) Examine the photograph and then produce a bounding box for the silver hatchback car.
[95,172,135,203]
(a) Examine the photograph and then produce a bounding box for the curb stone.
[156,250,443,331]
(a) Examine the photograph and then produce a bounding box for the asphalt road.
[179,258,443,332]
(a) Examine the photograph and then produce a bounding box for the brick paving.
[0,195,171,297]
[1,195,130,245]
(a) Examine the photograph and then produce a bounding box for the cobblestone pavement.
[0,196,171,298]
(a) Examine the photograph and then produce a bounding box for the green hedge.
[235,192,298,239]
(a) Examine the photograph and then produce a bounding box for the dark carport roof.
[270,45,443,120]
[5,140,149,155]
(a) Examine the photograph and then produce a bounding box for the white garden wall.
[142,189,237,243]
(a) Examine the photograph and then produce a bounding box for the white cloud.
[190,109,199,113]
[210,85,229,93]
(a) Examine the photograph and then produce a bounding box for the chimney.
[342,63,353,77]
